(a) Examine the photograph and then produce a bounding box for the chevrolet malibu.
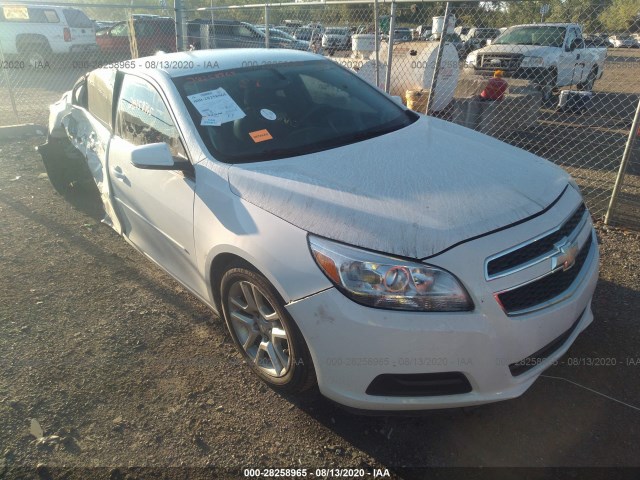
[39,49,599,411]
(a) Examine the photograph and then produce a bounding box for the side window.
[28,8,59,23]
[63,9,93,28]
[565,29,578,49]
[115,75,187,159]
[237,25,259,39]
[1,6,30,21]
[87,68,116,128]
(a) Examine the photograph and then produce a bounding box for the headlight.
[520,56,545,67]
[308,235,473,312]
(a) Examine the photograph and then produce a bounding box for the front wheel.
[220,266,316,393]
[536,68,557,103]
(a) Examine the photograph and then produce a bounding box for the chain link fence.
[0,0,638,226]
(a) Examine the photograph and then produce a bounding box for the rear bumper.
[69,44,99,53]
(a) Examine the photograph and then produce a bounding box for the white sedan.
[40,49,599,411]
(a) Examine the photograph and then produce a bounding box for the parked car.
[293,26,322,46]
[416,25,433,40]
[96,16,176,58]
[93,20,118,32]
[464,27,501,51]
[454,26,472,39]
[39,48,599,411]
[322,27,351,53]
[0,4,97,66]
[427,32,466,57]
[187,19,300,50]
[255,26,310,50]
[465,23,608,99]
[393,27,413,42]
[609,34,638,48]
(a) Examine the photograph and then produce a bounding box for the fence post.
[265,4,270,48]
[374,0,380,88]
[384,0,396,94]
[426,1,451,115]
[175,0,186,51]
[604,99,640,225]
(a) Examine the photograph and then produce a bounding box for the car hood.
[475,44,559,57]
[228,116,569,259]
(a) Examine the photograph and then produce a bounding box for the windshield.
[493,26,566,47]
[173,60,417,163]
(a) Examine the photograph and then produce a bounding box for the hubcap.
[227,280,291,378]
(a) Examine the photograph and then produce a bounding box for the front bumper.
[468,65,552,83]
[286,190,599,411]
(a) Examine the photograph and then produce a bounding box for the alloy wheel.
[227,280,291,378]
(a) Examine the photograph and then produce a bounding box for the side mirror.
[130,143,193,174]
[568,38,582,51]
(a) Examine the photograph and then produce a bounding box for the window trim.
[113,71,193,165]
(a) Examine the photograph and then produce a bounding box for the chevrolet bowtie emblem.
[552,240,579,271]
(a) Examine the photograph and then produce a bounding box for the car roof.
[120,48,321,78]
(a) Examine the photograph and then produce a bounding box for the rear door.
[62,69,122,233]
[108,73,198,288]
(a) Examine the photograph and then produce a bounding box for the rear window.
[173,60,417,164]
[63,8,93,28]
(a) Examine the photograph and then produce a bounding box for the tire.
[220,265,316,393]
[19,42,52,69]
[537,68,557,102]
[577,67,597,91]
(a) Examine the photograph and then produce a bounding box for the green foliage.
[599,0,640,32]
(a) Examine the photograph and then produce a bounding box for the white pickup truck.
[464,23,607,99]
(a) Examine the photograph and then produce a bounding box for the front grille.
[478,53,523,71]
[509,308,585,376]
[487,204,587,278]
[366,372,472,397]
[497,234,593,314]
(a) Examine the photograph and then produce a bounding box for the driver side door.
[108,73,199,290]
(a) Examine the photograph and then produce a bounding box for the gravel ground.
[1,136,639,480]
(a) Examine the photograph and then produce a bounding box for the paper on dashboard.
[187,88,246,126]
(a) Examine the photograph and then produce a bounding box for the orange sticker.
[249,129,273,143]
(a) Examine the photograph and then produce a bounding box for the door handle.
[112,166,128,181]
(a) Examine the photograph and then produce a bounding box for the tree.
[599,0,640,32]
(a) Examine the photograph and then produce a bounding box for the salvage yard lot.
[1,134,640,478]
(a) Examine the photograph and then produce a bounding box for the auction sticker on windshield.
[187,87,246,126]
[249,129,273,143]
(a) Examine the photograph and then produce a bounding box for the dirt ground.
[1,131,640,479]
